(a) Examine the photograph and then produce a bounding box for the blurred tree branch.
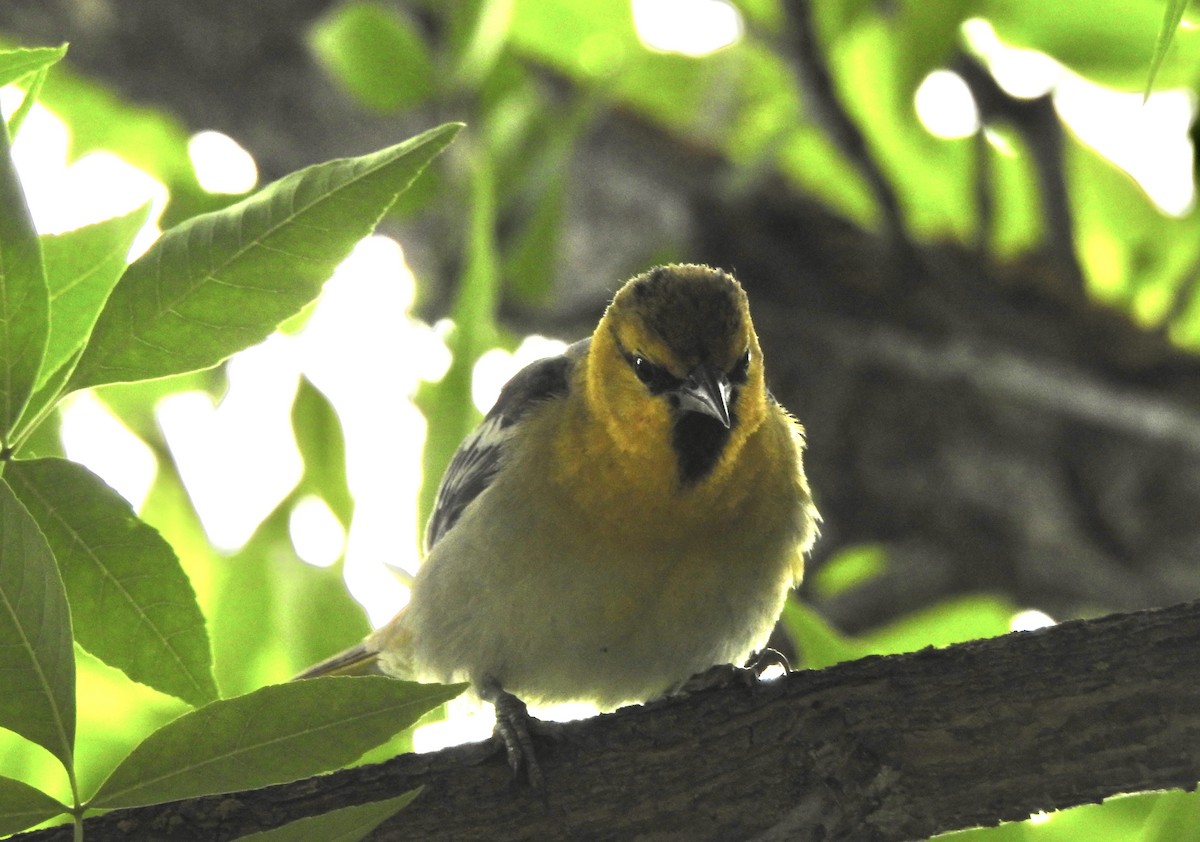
[783,0,917,276]
[952,52,1083,290]
[17,599,1200,841]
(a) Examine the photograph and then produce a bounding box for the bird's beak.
[673,363,732,429]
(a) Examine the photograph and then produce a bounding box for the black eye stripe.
[728,348,751,384]
[626,352,680,394]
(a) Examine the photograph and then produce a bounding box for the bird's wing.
[424,339,584,551]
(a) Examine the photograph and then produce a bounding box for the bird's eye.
[632,355,655,384]
[629,354,675,393]
[729,349,751,384]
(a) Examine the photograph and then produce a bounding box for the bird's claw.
[676,648,793,695]
[481,678,549,789]
[745,646,792,675]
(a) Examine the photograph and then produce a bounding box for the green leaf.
[0,775,68,837]
[310,2,435,112]
[890,0,973,97]
[809,544,888,599]
[860,595,1017,655]
[39,205,151,390]
[983,0,1200,91]
[783,595,1019,670]
[0,117,50,441]
[292,377,354,527]
[1140,789,1200,842]
[68,123,462,392]
[781,600,863,670]
[1145,0,1190,98]
[501,168,565,304]
[90,677,465,810]
[0,44,67,88]
[0,479,75,771]
[7,203,145,442]
[5,457,218,707]
[11,346,82,455]
[450,0,517,88]
[5,66,49,141]
[209,504,369,696]
[0,43,68,141]
[234,790,421,842]
[945,791,1170,840]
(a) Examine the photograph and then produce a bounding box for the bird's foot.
[676,648,792,695]
[480,678,553,789]
[745,646,792,675]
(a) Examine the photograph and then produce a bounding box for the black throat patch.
[672,408,734,485]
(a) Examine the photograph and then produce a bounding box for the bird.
[297,263,819,784]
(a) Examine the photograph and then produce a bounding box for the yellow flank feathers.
[298,263,818,758]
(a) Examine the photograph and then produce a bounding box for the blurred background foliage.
[3,0,1200,837]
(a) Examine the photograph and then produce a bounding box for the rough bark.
[18,600,1200,842]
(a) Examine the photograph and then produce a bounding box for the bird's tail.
[293,641,383,679]
[293,609,416,680]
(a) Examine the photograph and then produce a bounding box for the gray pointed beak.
[674,363,732,429]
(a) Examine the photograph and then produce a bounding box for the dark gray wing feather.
[424,341,582,551]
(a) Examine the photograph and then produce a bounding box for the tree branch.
[783,0,917,277]
[19,600,1200,841]
[953,52,1084,292]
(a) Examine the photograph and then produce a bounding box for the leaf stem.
[6,388,63,457]
[67,757,84,841]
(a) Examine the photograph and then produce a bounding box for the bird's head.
[589,264,769,486]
